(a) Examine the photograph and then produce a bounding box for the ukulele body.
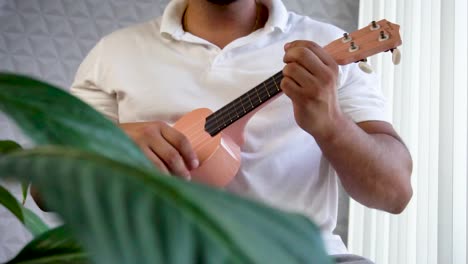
[173,95,276,187]
[173,108,242,187]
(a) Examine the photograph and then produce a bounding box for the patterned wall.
[0,0,358,261]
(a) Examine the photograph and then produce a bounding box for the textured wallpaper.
[0,0,358,261]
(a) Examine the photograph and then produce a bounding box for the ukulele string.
[203,73,283,134]
[203,72,283,133]
[175,89,255,144]
[187,74,281,148]
[181,73,284,153]
[185,74,283,152]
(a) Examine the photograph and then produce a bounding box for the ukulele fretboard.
[204,71,284,136]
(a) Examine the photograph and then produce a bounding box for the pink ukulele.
[173,20,402,187]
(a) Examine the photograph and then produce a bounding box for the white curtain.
[349,1,467,264]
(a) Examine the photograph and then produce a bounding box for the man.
[71,0,413,262]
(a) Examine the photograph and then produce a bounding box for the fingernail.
[284,42,291,50]
[185,174,192,181]
[191,159,199,169]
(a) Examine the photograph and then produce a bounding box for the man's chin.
[207,0,238,5]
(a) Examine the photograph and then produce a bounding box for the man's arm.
[317,118,412,214]
[281,40,413,214]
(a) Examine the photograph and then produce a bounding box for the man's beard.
[207,0,238,5]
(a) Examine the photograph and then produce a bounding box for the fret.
[249,88,262,107]
[233,97,242,117]
[255,86,262,103]
[239,95,247,113]
[214,114,221,132]
[246,92,254,109]
[220,106,229,128]
[236,92,253,115]
[263,82,271,97]
[246,89,256,108]
[272,74,280,91]
[227,103,234,122]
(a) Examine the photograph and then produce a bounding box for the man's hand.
[281,40,343,140]
[281,40,413,214]
[120,122,199,180]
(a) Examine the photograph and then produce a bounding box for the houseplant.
[0,73,333,264]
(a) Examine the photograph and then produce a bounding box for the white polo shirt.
[71,0,388,255]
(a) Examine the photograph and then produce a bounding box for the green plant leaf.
[0,184,24,222]
[6,226,88,264]
[0,147,333,264]
[21,182,28,205]
[0,140,29,204]
[0,73,154,171]
[0,140,22,155]
[23,207,49,237]
[0,184,49,237]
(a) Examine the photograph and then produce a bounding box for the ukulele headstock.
[324,19,402,72]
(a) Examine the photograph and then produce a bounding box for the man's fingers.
[283,40,339,92]
[284,46,328,77]
[160,124,199,170]
[282,62,319,94]
[119,121,197,180]
[285,40,337,68]
[142,146,169,174]
[149,138,191,180]
[280,76,304,102]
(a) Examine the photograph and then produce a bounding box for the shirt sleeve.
[337,63,391,124]
[70,39,119,123]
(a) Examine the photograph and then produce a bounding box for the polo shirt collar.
[160,0,289,39]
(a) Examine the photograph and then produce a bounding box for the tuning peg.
[379,31,389,41]
[349,42,359,52]
[391,48,401,65]
[358,59,373,74]
[370,21,380,31]
[342,33,352,43]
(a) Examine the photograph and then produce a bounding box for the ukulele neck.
[204,71,284,136]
